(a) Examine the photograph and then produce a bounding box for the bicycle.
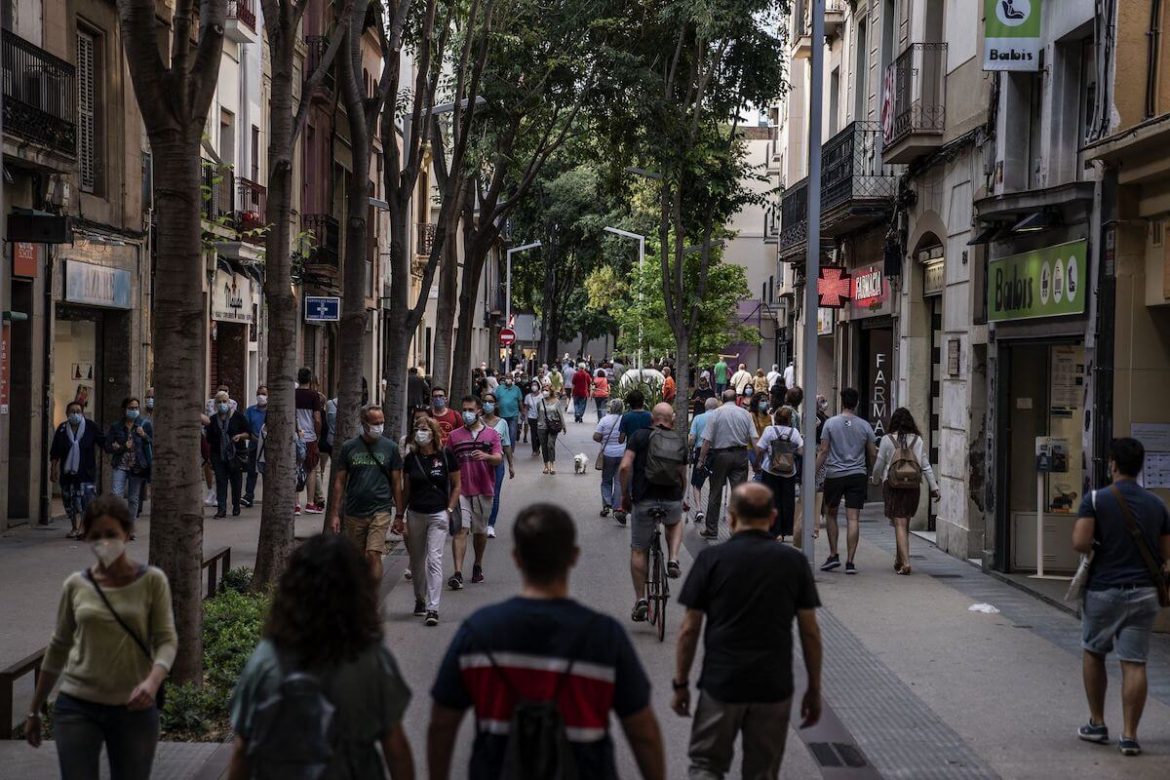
[644,505,670,642]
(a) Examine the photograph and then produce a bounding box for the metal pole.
[801,0,825,563]
[637,236,645,371]
[505,248,513,373]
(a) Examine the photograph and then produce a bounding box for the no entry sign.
[499,328,517,346]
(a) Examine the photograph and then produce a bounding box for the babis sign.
[988,240,1087,322]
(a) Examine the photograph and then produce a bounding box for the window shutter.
[76,31,96,192]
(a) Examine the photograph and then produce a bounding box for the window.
[1079,37,1097,144]
[220,109,235,168]
[854,19,868,120]
[251,125,260,181]
[829,68,840,135]
[77,29,98,193]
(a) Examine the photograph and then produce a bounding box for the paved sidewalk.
[0,741,231,779]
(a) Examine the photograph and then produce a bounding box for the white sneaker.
[404,568,413,581]
[203,490,216,506]
[487,526,496,538]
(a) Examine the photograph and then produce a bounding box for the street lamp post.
[603,226,646,370]
[505,241,541,370]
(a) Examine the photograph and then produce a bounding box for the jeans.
[539,429,557,463]
[601,455,624,509]
[54,692,160,780]
[595,398,607,421]
[406,510,448,612]
[705,449,749,534]
[244,464,262,504]
[1082,586,1160,662]
[687,691,791,779]
[504,416,519,448]
[211,458,242,514]
[110,469,145,519]
[573,396,588,422]
[529,419,541,453]
[489,462,506,527]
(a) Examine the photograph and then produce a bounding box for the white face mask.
[256,395,268,406]
[415,429,433,444]
[366,423,385,437]
[91,538,126,568]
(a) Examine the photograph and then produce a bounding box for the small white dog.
[573,453,589,474]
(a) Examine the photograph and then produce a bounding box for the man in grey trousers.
[697,389,757,538]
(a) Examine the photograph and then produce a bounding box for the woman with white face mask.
[402,416,461,626]
[26,495,177,778]
[524,381,544,456]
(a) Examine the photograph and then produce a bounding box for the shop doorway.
[211,321,248,399]
[996,341,1086,574]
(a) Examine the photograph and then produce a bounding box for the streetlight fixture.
[604,226,646,370]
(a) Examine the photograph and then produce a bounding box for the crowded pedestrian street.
[3,418,1170,778]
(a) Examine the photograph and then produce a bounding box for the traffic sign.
[305,296,341,323]
[499,328,517,346]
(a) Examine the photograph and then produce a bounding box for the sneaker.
[845,562,857,575]
[425,611,439,627]
[305,503,324,515]
[600,506,611,517]
[615,511,628,526]
[448,573,464,591]
[1077,722,1109,744]
[699,528,719,540]
[213,511,226,519]
[631,599,649,622]
[486,526,496,538]
[821,554,841,571]
[241,498,253,508]
[232,506,241,517]
[667,560,681,579]
[204,491,217,507]
[471,565,485,584]
[1119,738,1141,756]
[413,599,426,616]
[695,511,705,525]
[404,569,413,581]
[294,504,303,515]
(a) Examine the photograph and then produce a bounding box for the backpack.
[887,434,923,489]
[246,650,337,780]
[466,617,598,780]
[644,428,687,486]
[767,426,798,477]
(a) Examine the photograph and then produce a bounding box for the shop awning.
[967,224,1002,245]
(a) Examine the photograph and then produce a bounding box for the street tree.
[117,0,226,682]
[253,0,352,587]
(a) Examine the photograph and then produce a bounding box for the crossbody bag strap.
[1111,485,1165,587]
[84,568,154,664]
[409,451,450,504]
[361,437,395,492]
[464,614,601,703]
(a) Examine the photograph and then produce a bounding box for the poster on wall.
[0,324,10,415]
[983,0,1042,71]
[1049,346,1083,409]
[988,240,1087,321]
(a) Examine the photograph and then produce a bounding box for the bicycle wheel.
[654,541,668,642]
[645,541,660,627]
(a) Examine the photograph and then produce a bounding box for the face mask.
[145,398,155,410]
[69,413,83,426]
[415,429,433,444]
[744,389,753,397]
[366,423,385,437]
[543,391,551,398]
[256,395,268,406]
[504,379,513,386]
[126,409,140,420]
[483,402,496,415]
[433,398,447,410]
[91,538,126,568]
[218,403,230,414]
[462,411,478,426]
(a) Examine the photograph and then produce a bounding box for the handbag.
[83,568,167,710]
[1112,485,1170,608]
[541,401,563,434]
[595,417,617,471]
[1065,490,1096,603]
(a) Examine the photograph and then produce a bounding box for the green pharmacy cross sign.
[988,240,1087,322]
[984,0,1042,71]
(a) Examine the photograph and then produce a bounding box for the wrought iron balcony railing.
[1,30,77,157]
[304,35,336,95]
[235,178,267,243]
[202,163,235,222]
[228,0,256,31]
[884,43,947,150]
[303,214,341,267]
[417,222,437,256]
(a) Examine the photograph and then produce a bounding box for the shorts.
[304,441,320,472]
[343,510,393,554]
[823,473,868,510]
[630,499,683,550]
[1082,586,1160,662]
[455,494,491,535]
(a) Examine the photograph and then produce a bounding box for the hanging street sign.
[983,0,1042,71]
[817,266,852,309]
[304,296,341,323]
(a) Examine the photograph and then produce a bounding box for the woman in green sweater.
[26,494,177,779]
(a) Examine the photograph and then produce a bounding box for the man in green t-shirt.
[328,405,404,581]
[713,358,731,395]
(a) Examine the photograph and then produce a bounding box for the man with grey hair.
[328,404,405,581]
[688,396,720,525]
[697,390,758,538]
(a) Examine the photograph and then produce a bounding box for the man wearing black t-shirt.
[674,482,823,778]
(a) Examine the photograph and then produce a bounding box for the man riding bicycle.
[620,402,689,622]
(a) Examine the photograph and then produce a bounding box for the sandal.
[897,565,912,575]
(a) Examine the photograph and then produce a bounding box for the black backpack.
[466,617,598,780]
[245,649,337,780]
[644,428,687,486]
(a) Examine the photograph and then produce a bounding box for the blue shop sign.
[64,261,133,309]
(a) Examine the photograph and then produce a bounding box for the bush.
[615,377,664,408]
[161,587,269,740]
[220,566,254,594]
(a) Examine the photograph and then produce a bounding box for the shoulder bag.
[1065,490,1096,603]
[595,417,617,471]
[84,568,167,709]
[1112,485,1170,607]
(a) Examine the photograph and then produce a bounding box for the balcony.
[777,121,898,258]
[882,43,947,164]
[304,36,336,99]
[235,178,267,244]
[226,0,258,44]
[1,31,77,160]
[303,214,341,268]
[824,1,847,36]
[416,222,437,257]
[202,163,235,222]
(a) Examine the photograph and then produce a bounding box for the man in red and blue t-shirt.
[446,395,502,588]
[428,502,665,780]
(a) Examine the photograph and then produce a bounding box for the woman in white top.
[870,407,940,575]
[592,398,627,517]
[754,406,804,541]
[481,391,514,537]
[523,381,543,456]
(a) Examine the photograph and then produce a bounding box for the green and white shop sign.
[988,239,1087,322]
[984,0,1042,71]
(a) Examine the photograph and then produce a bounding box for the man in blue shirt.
[618,389,653,444]
[688,397,718,525]
[242,385,268,508]
[494,373,524,446]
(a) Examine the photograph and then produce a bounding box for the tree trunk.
[253,16,299,589]
[451,233,488,398]
[431,218,459,392]
[674,329,692,427]
[383,202,412,437]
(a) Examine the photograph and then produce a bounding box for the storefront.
[209,265,259,398]
[846,263,895,437]
[989,239,1091,575]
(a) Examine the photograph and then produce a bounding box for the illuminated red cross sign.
[817,267,852,309]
